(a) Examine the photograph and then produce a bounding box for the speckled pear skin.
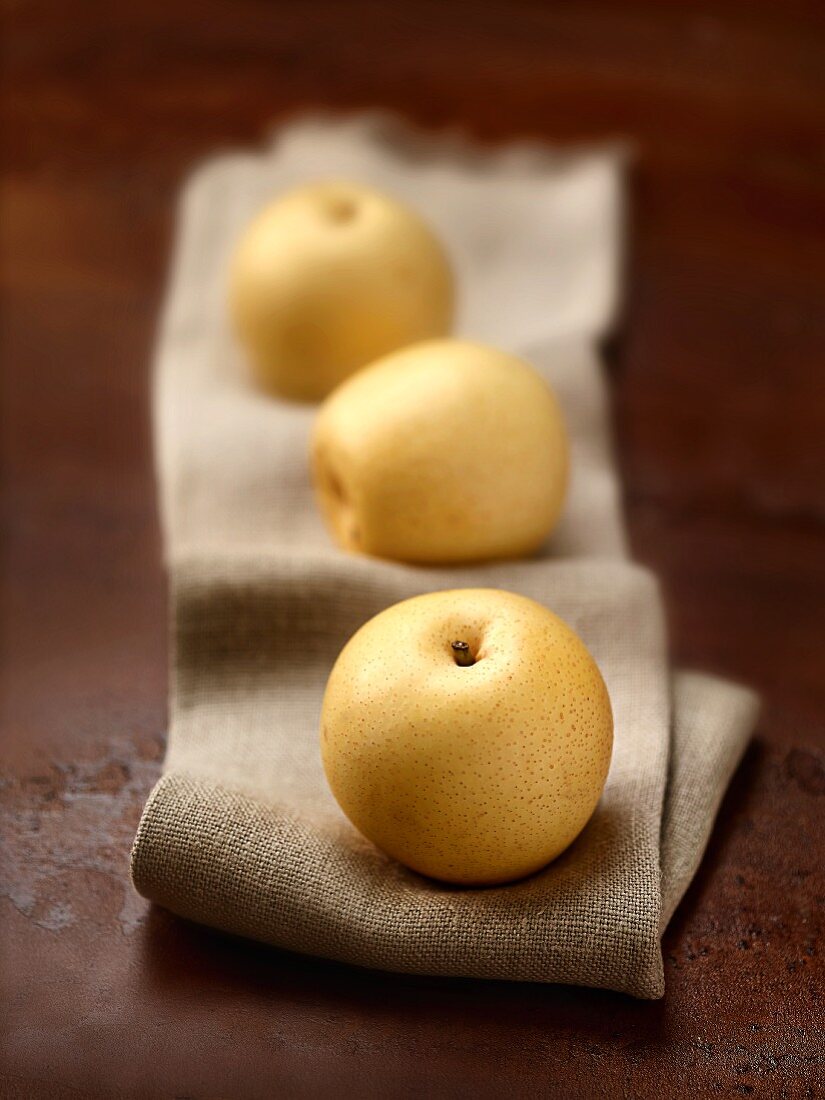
[320,588,614,886]
[311,339,570,564]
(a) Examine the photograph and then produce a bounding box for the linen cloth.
[131,116,759,999]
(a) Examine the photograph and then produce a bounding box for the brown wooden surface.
[2,2,824,1097]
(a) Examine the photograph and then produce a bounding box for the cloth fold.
[132,116,758,998]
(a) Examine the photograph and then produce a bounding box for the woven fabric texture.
[131,117,758,999]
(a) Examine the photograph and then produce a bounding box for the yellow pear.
[229,181,454,401]
[311,339,569,563]
[321,588,613,885]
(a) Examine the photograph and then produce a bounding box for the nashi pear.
[229,181,454,401]
[311,339,569,563]
[321,588,613,885]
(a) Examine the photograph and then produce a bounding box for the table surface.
[3,3,824,1097]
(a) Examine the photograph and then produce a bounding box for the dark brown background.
[2,2,824,1097]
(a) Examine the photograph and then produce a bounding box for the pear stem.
[451,640,475,667]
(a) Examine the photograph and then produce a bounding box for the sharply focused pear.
[311,339,569,563]
[321,588,614,885]
[229,181,454,401]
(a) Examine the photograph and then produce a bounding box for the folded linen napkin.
[131,116,758,999]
